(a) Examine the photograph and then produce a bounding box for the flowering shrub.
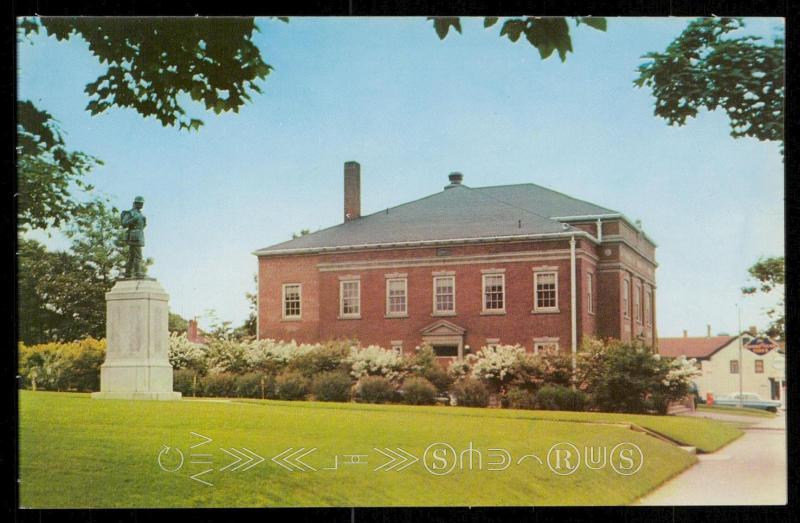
[468,344,525,391]
[243,338,315,372]
[347,345,405,382]
[168,332,208,373]
[588,341,700,414]
[447,359,471,381]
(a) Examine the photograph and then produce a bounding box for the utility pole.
[738,304,743,409]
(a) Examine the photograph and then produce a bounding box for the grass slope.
[697,405,777,418]
[18,391,727,508]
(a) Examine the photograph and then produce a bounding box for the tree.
[16,101,102,231]
[19,17,277,131]
[17,17,281,233]
[234,274,258,339]
[742,256,784,339]
[169,313,190,334]
[17,200,153,343]
[635,18,784,152]
[428,17,607,62]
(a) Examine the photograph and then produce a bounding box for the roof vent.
[445,172,463,189]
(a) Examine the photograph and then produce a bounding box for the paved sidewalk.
[636,412,786,505]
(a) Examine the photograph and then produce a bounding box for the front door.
[770,378,780,400]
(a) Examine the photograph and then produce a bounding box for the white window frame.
[481,272,506,314]
[587,272,594,315]
[634,281,642,323]
[533,271,559,313]
[730,359,740,374]
[623,278,630,318]
[754,359,764,373]
[390,340,404,356]
[433,275,456,315]
[281,283,302,320]
[645,288,652,326]
[339,279,361,319]
[533,338,560,354]
[385,278,408,317]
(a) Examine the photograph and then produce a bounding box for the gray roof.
[254,182,619,255]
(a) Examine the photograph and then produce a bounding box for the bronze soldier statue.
[121,196,147,279]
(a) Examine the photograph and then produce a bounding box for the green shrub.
[274,371,310,401]
[535,385,588,411]
[505,387,537,410]
[401,377,437,405]
[236,372,274,399]
[311,371,353,402]
[19,338,107,392]
[173,369,202,397]
[289,342,351,378]
[201,372,238,398]
[450,378,490,407]
[421,366,454,394]
[357,375,395,404]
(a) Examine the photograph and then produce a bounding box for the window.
[433,276,455,314]
[587,272,594,314]
[534,342,559,354]
[534,271,558,312]
[634,282,642,323]
[282,283,301,319]
[386,278,407,316]
[482,273,505,313]
[645,288,652,326]
[391,341,403,356]
[340,280,360,318]
[623,279,630,318]
[730,360,740,374]
[755,360,764,373]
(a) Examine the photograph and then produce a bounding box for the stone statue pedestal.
[92,279,181,400]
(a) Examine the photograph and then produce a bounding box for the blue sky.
[18,17,784,337]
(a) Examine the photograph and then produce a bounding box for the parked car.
[713,392,782,412]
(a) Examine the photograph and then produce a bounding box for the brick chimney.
[707,324,711,338]
[344,161,361,222]
[683,329,687,338]
[188,319,199,343]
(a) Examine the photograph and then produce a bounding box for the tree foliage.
[635,18,784,151]
[16,101,102,231]
[20,17,278,131]
[17,201,153,343]
[742,256,784,339]
[429,16,606,62]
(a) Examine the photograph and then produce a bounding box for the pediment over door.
[420,319,466,337]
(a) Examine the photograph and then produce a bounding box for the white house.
[659,332,786,405]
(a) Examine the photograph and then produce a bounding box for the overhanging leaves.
[635,18,784,152]
[21,17,274,131]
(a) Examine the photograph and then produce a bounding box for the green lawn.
[697,404,777,418]
[19,391,739,508]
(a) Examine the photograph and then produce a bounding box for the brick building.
[254,162,657,361]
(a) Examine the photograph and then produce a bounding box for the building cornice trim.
[315,250,597,273]
[254,230,600,257]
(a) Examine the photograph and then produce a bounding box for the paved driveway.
[636,411,786,505]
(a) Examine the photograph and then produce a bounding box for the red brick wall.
[259,240,589,353]
[258,232,656,353]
